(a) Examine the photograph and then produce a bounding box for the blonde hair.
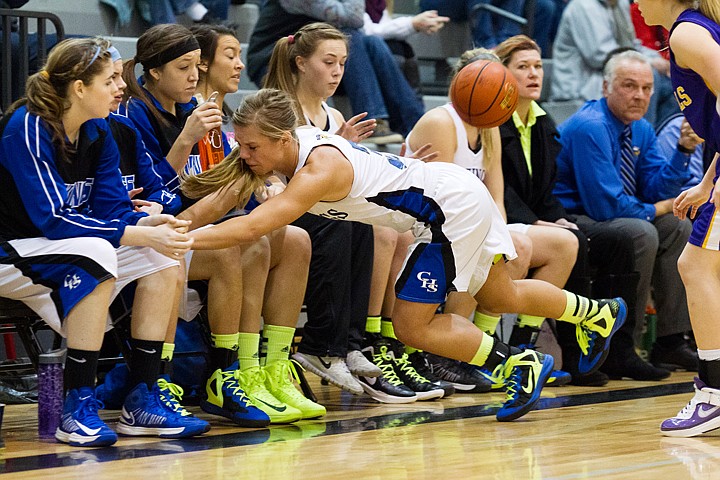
[452,48,501,160]
[263,22,348,124]
[18,37,112,162]
[181,88,298,206]
[699,1,720,24]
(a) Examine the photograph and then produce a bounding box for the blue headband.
[108,46,122,62]
[87,45,102,67]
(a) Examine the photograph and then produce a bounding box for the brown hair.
[451,48,501,159]
[181,88,298,206]
[494,34,541,66]
[17,37,112,162]
[263,22,348,123]
[190,23,238,84]
[122,23,199,125]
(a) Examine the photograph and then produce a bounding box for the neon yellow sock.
[405,346,420,355]
[473,311,501,335]
[366,316,381,334]
[381,319,396,339]
[469,333,495,367]
[237,332,260,371]
[212,332,239,350]
[263,324,295,365]
[161,343,175,363]
[557,290,598,324]
[517,314,545,329]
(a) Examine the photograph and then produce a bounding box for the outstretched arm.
[188,146,353,249]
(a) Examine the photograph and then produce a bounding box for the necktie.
[619,124,636,195]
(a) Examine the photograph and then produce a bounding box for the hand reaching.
[673,184,711,220]
[399,142,439,162]
[336,112,376,142]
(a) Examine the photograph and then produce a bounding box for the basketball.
[450,60,519,128]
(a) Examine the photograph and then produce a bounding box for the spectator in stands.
[656,113,705,190]
[138,0,231,25]
[419,0,526,48]
[554,50,700,378]
[122,23,314,424]
[550,0,677,125]
[363,1,449,102]
[494,34,643,385]
[246,0,424,142]
[0,37,209,447]
[532,0,567,55]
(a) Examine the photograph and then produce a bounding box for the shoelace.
[77,395,105,423]
[575,324,596,356]
[395,353,430,384]
[157,379,192,416]
[503,366,522,402]
[220,370,251,406]
[478,364,505,388]
[374,346,405,386]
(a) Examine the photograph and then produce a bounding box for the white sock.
[698,348,720,361]
[187,2,208,21]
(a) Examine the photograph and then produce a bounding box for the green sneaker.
[235,366,303,424]
[265,360,327,419]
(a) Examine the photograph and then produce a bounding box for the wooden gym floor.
[0,371,714,479]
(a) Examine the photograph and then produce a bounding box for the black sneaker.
[391,351,445,401]
[424,353,493,393]
[600,349,671,381]
[357,343,417,404]
[407,351,455,397]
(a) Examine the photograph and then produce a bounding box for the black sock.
[160,359,174,376]
[508,325,541,347]
[128,338,163,388]
[699,359,720,388]
[64,348,99,392]
[655,333,685,349]
[209,346,235,373]
[482,339,521,371]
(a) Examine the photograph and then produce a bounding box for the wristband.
[677,143,696,154]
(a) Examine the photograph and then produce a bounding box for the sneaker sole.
[661,416,720,437]
[358,379,418,404]
[414,388,445,401]
[200,401,271,428]
[496,355,555,422]
[116,422,209,438]
[578,298,627,375]
[292,355,364,395]
[55,429,117,447]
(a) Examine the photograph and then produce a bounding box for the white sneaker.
[292,352,364,395]
[346,350,382,377]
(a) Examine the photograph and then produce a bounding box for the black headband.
[141,37,200,70]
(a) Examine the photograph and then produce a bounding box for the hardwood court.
[0,371,714,479]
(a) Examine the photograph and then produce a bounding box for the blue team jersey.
[670,10,720,155]
[0,106,145,246]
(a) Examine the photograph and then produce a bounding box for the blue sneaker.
[95,364,131,410]
[546,370,572,387]
[576,298,627,375]
[200,363,271,428]
[117,381,210,438]
[496,350,554,422]
[55,387,118,447]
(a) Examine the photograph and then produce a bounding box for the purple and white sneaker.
[661,378,720,437]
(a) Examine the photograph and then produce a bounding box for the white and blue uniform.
[292,127,516,303]
[407,103,530,234]
[0,106,177,333]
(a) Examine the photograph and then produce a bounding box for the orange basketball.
[450,60,519,128]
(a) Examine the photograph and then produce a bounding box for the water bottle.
[37,349,65,440]
[195,91,225,170]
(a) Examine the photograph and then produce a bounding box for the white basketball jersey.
[304,102,340,133]
[405,104,486,180]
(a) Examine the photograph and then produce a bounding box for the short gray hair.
[603,50,651,86]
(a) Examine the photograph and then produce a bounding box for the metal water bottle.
[37,349,65,440]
